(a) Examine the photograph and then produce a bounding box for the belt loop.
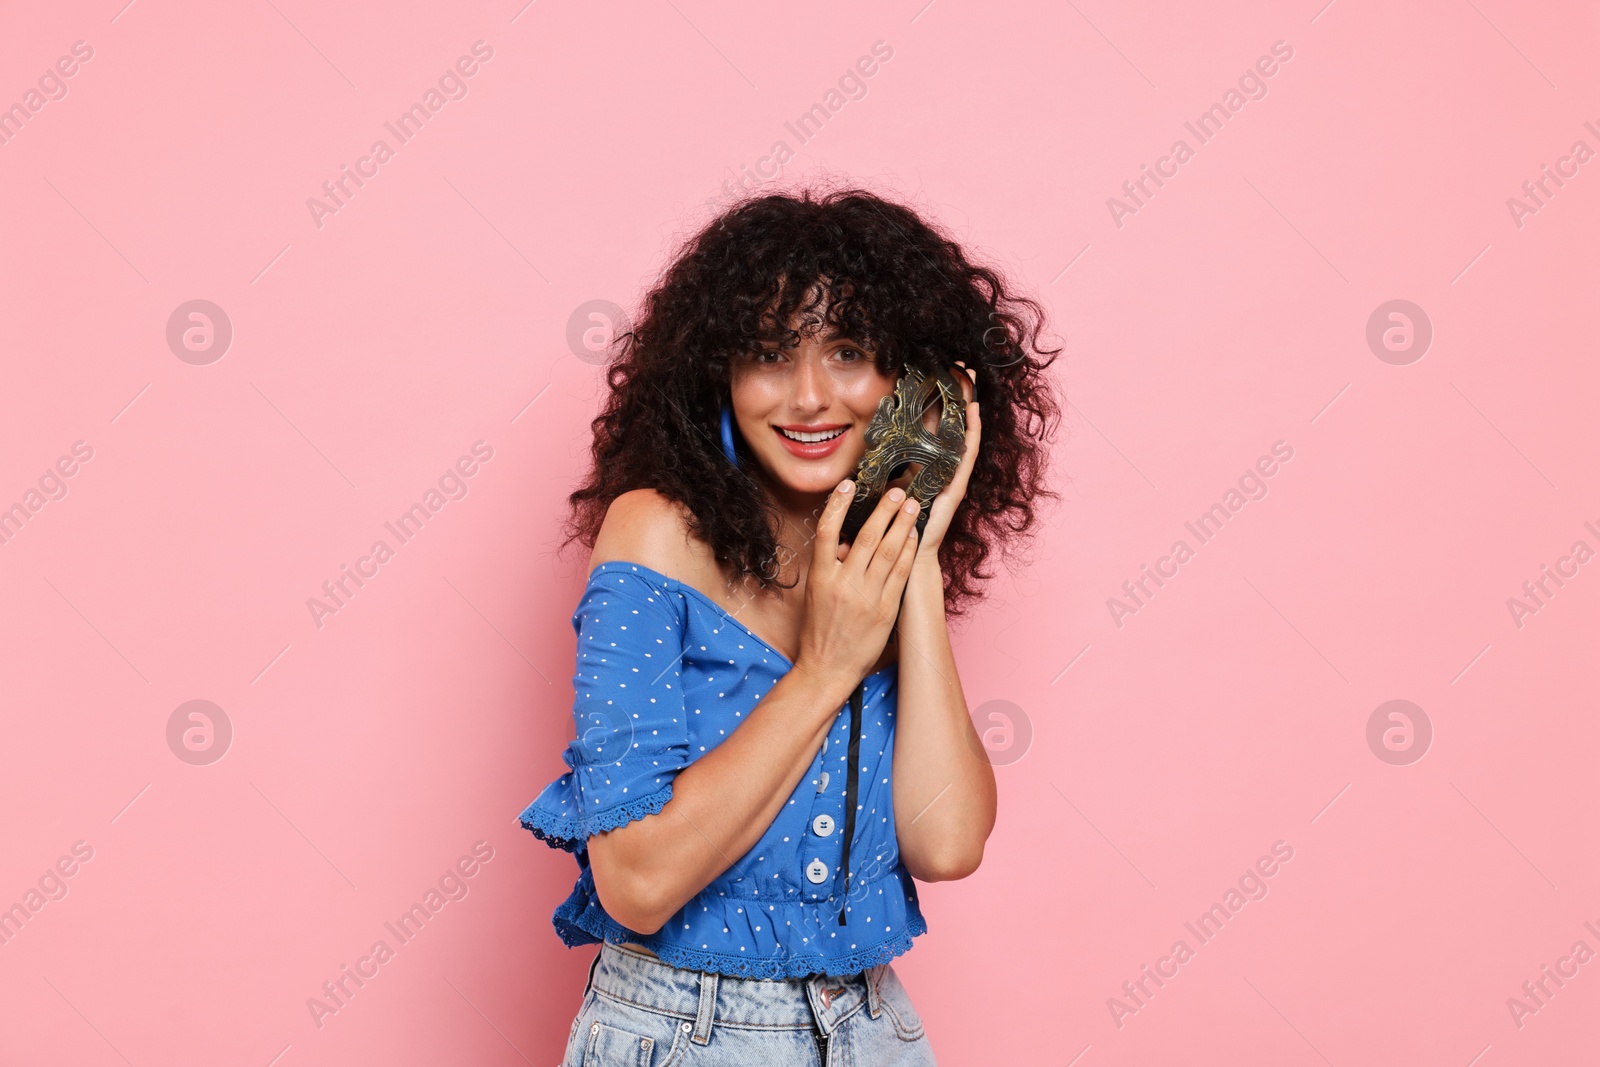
[863,965,883,1019]
[691,970,718,1045]
[584,946,603,993]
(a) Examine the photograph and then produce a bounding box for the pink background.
[3,1,1597,1063]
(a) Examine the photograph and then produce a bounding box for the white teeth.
[779,427,846,443]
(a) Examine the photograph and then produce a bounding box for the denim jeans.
[559,942,938,1066]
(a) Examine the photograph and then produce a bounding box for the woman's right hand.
[793,480,923,690]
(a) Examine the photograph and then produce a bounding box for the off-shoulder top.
[518,561,926,979]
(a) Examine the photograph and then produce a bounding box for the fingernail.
[839,480,854,494]
[904,498,920,513]
[888,487,905,502]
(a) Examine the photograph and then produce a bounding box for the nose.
[789,352,830,415]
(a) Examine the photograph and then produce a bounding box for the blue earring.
[719,402,739,465]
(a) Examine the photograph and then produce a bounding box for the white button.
[812,814,835,837]
[817,771,829,793]
[805,859,829,884]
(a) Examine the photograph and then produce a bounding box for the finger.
[920,402,981,541]
[867,495,920,588]
[944,364,977,468]
[884,521,920,604]
[954,400,982,481]
[813,479,853,566]
[843,488,908,578]
[953,361,976,404]
[932,403,983,514]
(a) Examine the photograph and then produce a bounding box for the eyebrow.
[788,327,872,347]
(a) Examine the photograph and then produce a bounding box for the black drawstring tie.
[836,680,864,925]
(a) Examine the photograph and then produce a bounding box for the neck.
[754,470,832,573]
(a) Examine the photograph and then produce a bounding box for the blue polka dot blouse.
[519,561,927,979]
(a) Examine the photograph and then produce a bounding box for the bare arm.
[588,664,853,933]
[889,364,997,881]
[584,486,921,934]
[890,557,996,881]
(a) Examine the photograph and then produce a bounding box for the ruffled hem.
[550,882,930,980]
[518,784,673,853]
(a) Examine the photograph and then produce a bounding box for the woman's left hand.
[910,360,981,563]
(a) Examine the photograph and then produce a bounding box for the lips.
[772,424,849,459]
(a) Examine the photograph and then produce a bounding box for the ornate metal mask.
[840,363,968,541]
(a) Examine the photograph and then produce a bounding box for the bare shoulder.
[588,489,718,584]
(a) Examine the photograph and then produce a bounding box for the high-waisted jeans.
[559,942,938,1066]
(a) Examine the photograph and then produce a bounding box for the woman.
[521,187,1059,1065]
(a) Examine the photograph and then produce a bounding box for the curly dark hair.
[563,185,1063,617]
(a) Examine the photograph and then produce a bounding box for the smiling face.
[727,311,898,502]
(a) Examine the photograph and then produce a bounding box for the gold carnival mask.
[840,363,968,542]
